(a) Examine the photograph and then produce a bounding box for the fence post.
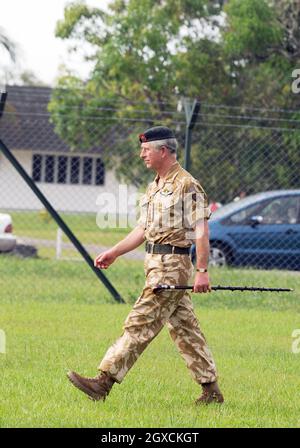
[182,98,201,172]
[0,90,7,119]
[56,227,63,260]
[0,91,124,304]
[0,329,6,354]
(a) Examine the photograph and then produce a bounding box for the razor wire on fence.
[0,85,300,274]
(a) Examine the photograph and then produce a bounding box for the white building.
[0,86,137,214]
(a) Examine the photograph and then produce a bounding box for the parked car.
[191,190,300,270]
[0,213,17,252]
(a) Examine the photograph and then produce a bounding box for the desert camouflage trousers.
[98,253,218,384]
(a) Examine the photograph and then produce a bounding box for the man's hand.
[193,272,211,293]
[94,249,117,269]
[94,226,145,269]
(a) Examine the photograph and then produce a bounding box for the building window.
[31,154,105,186]
[32,154,42,182]
[57,156,68,184]
[45,155,55,183]
[70,157,80,185]
[83,157,93,185]
[96,158,105,185]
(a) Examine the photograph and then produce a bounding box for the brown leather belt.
[145,242,190,255]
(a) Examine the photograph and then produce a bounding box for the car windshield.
[210,193,269,221]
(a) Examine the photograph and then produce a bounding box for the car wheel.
[209,244,232,267]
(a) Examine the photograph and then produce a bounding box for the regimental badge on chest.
[160,184,173,196]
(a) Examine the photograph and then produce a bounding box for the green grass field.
[1,254,300,428]
[7,210,144,259]
[9,210,136,247]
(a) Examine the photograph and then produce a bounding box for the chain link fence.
[0,85,299,275]
[190,113,300,271]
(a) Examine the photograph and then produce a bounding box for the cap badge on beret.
[139,133,147,142]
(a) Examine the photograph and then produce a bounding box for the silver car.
[0,213,16,252]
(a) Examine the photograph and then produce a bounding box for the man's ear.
[160,145,167,158]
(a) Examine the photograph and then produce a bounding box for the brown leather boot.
[195,381,224,405]
[67,370,115,401]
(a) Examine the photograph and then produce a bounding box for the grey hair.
[150,138,178,154]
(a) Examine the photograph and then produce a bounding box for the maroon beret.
[139,126,175,143]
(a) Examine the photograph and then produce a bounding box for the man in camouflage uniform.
[67,126,224,405]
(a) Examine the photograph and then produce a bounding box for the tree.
[49,0,229,186]
[1,27,44,87]
[49,0,300,198]
[0,27,16,62]
[0,27,17,85]
[222,0,300,109]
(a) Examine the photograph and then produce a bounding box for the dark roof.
[0,85,104,154]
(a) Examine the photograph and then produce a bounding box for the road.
[16,236,145,261]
